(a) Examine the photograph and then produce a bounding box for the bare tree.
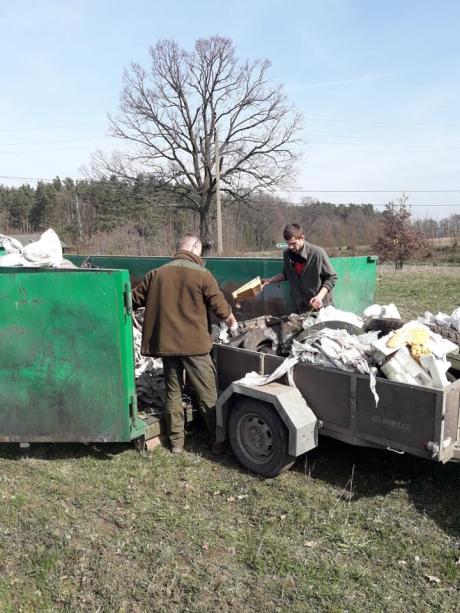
[91,36,302,251]
[298,197,323,238]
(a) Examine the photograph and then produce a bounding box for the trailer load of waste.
[218,304,460,400]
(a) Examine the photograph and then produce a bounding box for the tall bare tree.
[92,36,302,251]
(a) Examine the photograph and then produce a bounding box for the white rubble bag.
[23,229,63,266]
[0,229,65,267]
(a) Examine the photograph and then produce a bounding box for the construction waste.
[0,229,76,268]
[220,304,459,404]
[417,308,460,332]
[239,327,381,404]
[133,309,165,412]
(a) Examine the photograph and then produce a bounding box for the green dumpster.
[0,267,144,443]
[68,255,377,318]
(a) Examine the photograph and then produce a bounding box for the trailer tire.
[228,398,295,478]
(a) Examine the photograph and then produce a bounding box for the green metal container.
[68,254,377,317]
[0,246,5,256]
[0,267,144,443]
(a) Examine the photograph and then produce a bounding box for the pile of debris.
[222,303,460,399]
[133,309,165,413]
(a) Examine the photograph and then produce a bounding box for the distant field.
[0,269,459,611]
[376,265,460,320]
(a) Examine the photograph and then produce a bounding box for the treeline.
[0,176,456,255]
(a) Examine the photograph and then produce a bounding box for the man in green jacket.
[262,223,338,313]
[132,233,238,454]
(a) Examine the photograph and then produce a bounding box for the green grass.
[375,265,460,320]
[0,268,459,611]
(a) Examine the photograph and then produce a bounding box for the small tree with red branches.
[374,194,426,269]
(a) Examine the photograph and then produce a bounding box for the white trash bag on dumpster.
[23,229,63,266]
[0,229,65,267]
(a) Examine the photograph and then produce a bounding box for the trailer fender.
[216,381,318,457]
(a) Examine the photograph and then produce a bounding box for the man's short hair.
[283,224,304,240]
[177,233,201,252]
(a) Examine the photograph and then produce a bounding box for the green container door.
[0,268,144,443]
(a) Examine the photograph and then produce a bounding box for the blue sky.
[1,0,459,218]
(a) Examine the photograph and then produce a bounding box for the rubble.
[229,302,460,397]
[417,308,460,332]
[133,309,165,411]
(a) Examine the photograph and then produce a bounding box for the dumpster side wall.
[0,268,140,443]
[68,255,377,316]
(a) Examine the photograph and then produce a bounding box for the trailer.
[213,343,460,477]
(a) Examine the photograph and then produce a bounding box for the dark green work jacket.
[282,242,338,313]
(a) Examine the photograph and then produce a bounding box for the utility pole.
[214,113,223,255]
[74,194,83,241]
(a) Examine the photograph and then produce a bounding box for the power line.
[0,173,459,193]
[305,117,460,128]
[0,122,104,133]
[0,136,111,147]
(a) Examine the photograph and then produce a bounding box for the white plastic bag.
[0,252,24,267]
[22,229,63,267]
[363,303,401,320]
[0,235,23,255]
[450,307,460,331]
[316,305,363,328]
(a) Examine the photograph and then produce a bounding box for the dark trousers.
[163,353,217,448]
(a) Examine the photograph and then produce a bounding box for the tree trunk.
[199,207,213,255]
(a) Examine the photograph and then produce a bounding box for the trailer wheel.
[228,398,295,478]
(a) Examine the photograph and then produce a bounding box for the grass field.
[0,267,459,611]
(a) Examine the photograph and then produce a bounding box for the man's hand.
[261,278,271,289]
[261,272,285,290]
[309,294,323,310]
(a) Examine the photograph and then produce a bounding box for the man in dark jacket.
[262,223,338,313]
[132,233,238,454]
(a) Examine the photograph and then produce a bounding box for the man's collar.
[289,241,309,260]
[300,241,310,258]
[173,250,205,267]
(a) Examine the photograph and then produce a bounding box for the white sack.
[450,307,460,331]
[0,235,23,255]
[316,305,363,328]
[23,229,63,266]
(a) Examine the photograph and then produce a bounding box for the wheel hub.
[237,414,274,463]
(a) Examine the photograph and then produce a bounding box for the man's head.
[283,223,305,253]
[176,233,202,256]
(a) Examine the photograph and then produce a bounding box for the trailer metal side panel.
[355,378,441,457]
[0,267,143,443]
[214,345,262,392]
[214,345,460,461]
[68,254,377,317]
